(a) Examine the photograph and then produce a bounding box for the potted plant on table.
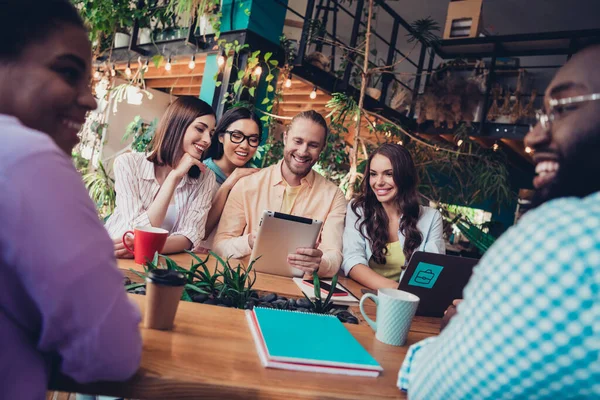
[125,252,360,324]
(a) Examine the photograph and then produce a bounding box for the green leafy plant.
[82,161,116,219]
[215,39,279,114]
[72,152,90,174]
[123,116,159,153]
[128,251,258,308]
[213,253,258,309]
[71,0,152,54]
[407,17,440,46]
[301,273,339,314]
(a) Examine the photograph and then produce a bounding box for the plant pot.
[138,28,152,45]
[198,15,214,36]
[114,32,131,48]
[366,87,382,101]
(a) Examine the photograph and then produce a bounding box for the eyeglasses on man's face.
[225,130,261,147]
[535,93,600,132]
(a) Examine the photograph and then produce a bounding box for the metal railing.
[273,0,434,113]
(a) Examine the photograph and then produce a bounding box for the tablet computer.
[250,210,323,277]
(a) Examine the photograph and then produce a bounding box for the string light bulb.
[93,68,101,80]
[125,62,132,78]
[284,73,292,88]
[492,142,499,152]
[457,139,464,147]
[253,65,262,77]
[143,59,149,71]
[397,140,403,146]
[188,55,196,70]
[217,54,225,67]
[111,63,116,77]
[309,86,317,99]
[165,57,172,71]
[525,146,532,154]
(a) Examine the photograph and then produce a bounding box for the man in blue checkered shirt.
[398,45,600,399]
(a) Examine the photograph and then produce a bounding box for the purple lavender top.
[0,115,142,399]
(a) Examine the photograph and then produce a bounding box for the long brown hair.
[351,143,423,264]
[147,96,214,168]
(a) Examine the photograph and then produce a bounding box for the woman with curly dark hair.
[342,143,445,289]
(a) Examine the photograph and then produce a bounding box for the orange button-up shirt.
[213,160,347,277]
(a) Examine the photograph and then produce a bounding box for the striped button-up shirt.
[105,152,216,250]
[213,160,347,277]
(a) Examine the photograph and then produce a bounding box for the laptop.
[397,251,479,317]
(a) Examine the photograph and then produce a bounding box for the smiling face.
[219,118,260,167]
[0,23,97,154]
[283,118,326,178]
[369,154,398,204]
[525,45,600,204]
[181,115,216,160]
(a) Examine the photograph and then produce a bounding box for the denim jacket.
[341,200,446,277]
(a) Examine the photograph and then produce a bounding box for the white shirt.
[161,203,178,232]
[105,152,216,250]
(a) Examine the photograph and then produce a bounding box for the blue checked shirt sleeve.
[397,337,437,391]
[397,194,600,399]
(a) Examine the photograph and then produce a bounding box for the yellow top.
[368,241,406,282]
[280,182,304,214]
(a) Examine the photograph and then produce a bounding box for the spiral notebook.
[246,307,382,377]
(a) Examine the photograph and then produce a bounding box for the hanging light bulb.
[284,73,292,88]
[93,68,101,80]
[385,131,391,138]
[188,55,196,70]
[143,59,149,71]
[397,140,403,146]
[525,146,532,154]
[253,65,262,77]
[492,142,499,152]
[309,86,318,100]
[125,61,132,78]
[457,139,464,147]
[165,57,172,71]
[110,63,116,77]
[217,54,226,67]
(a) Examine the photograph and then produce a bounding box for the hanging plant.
[166,0,221,37]
[416,68,483,128]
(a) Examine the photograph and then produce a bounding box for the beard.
[532,139,600,208]
[283,151,315,177]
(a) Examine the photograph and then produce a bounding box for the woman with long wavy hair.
[342,143,445,289]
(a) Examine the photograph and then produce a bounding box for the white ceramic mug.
[359,288,420,346]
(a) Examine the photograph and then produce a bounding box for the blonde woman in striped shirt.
[105,96,217,257]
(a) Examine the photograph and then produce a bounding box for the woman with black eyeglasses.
[199,106,263,251]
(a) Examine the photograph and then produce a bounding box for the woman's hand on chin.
[172,153,206,179]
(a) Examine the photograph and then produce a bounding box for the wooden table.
[50,253,440,399]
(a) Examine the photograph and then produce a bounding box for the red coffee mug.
[122,226,169,264]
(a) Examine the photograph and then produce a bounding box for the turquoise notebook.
[246,307,382,376]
